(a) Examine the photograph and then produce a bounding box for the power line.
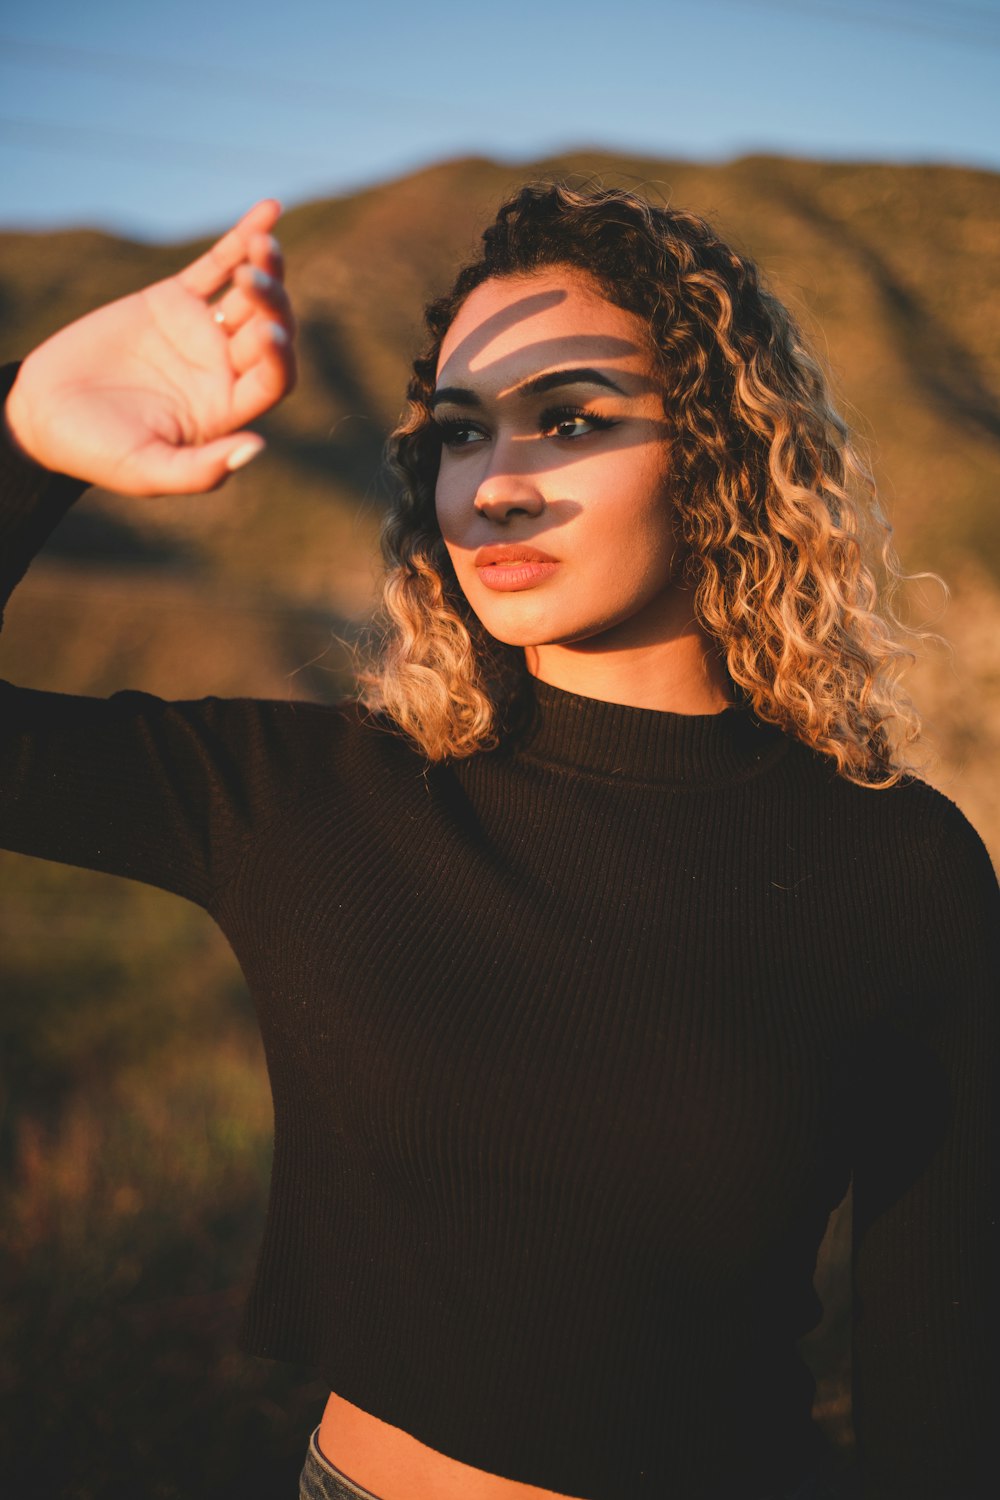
[0,115,339,176]
[711,0,1000,47]
[873,1,1000,24]
[0,36,429,116]
[2,3,998,117]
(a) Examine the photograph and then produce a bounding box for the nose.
[474,449,546,524]
[474,486,545,523]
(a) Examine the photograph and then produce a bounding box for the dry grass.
[0,1022,326,1499]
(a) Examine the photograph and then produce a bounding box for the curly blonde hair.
[365,182,922,785]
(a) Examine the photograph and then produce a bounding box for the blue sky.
[1,0,998,241]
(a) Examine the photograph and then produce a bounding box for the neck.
[524,610,733,717]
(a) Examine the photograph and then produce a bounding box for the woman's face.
[433,268,683,663]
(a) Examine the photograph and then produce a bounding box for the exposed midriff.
[318,1392,581,1500]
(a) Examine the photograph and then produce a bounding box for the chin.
[479,621,608,652]
[470,607,556,649]
[472,608,566,648]
[478,624,547,650]
[467,592,630,652]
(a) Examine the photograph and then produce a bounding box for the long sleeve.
[851,794,999,1498]
[0,363,88,626]
[0,362,268,909]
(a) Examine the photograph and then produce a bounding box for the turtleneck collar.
[512,678,790,786]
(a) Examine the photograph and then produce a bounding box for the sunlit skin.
[316,273,731,1500]
[432,268,732,715]
[318,1392,582,1500]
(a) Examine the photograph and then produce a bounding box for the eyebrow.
[431,366,627,410]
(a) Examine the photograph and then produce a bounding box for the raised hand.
[4,200,297,496]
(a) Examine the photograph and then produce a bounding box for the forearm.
[0,364,254,909]
[0,363,88,626]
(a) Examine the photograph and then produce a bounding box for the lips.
[473,543,559,592]
[474,544,557,567]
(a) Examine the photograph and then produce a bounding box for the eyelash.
[435,404,619,448]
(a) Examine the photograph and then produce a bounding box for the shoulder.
[784,741,995,874]
[779,745,999,977]
[133,691,422,783]
[900,778,997,877]
[834,770,996,890]
[859,777,998,994]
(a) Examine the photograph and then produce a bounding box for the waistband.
[299,1427,383,1500]
[298,1425,836,1500]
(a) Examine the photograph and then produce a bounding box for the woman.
[2,186,996,1500]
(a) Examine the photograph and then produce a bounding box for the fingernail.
[268,322,289,346]
[226,437,266,471]
[249,267,274,292]
[266,235,281,259]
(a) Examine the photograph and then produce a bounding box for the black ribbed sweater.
[1,388,997,1498]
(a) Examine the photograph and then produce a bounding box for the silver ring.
[213,307,227,326]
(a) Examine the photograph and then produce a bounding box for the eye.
[434,418,488,449]
[540,405,618,440]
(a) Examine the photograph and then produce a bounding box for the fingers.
[178,198,282,299]
[171,198,295,460]
[228,310,292,377]
[132,432,268,495]
[213,259,296,342]
[213,227,297,396]
[231,323,297,429]
[249,228,284,281]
